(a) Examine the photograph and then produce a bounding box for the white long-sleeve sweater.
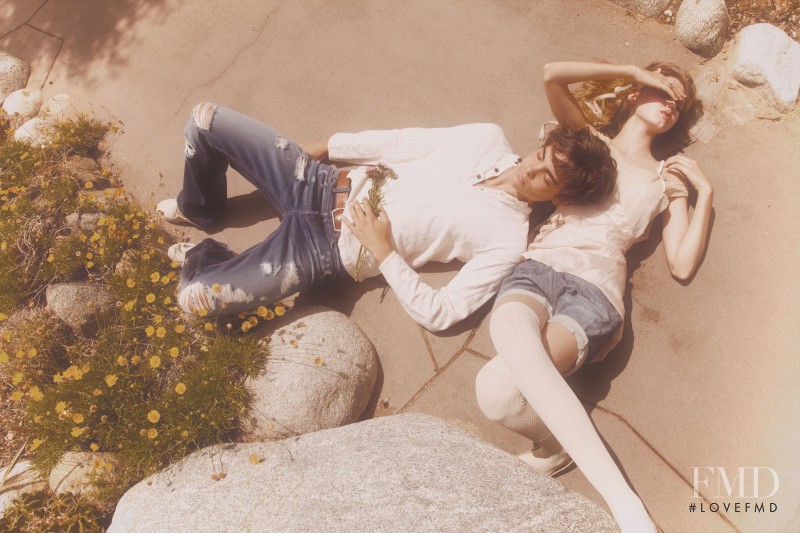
[329,123,531,331]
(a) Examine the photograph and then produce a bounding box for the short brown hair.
[543,124,617,205]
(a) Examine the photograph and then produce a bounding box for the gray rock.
[2,88,43,119]
[675,0,728,58]
[46,283,117,337]
[49,451,120,496]
[65,211,104,231]
[109,414,617,532]
[38,93,71,119]
[243,306,378,439]
[0,52,30,103]
[610,0,671,18]
[0,461,48,516]
[13,116,50,144]
[731,23,800,112]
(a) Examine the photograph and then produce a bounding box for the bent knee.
[178,282,216,314]
[475,363,524,422]
[191,102,217,130]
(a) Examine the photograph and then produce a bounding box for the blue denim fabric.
[497,259,621,364]
[176,105,349,316]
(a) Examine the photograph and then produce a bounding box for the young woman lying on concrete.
[476,60,713,532]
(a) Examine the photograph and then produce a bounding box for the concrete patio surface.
[2,1,798,531]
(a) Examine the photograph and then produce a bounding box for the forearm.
[670,190,714,280]
[542,61,637,85]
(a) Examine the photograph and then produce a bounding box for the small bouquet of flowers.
[354,163,397,281]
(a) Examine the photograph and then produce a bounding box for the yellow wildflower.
[46,254,54,263]
[73,413,84,424]
[29,438,43,452]
[256,306,268,317]
[175,383,186,395]
[204,322,214,332]
[181,430,189,438]
[150,272,161,283]
[117,356,128,366]
[149,356,161,369]
[145,293,156,303]
[84,181,93,189]
[131,355,141,365]
[211,283,222,294]
[28,386,44,402]
[147,428,158,439]
[90,443,99,452]
[123,300,136,312]
[197,308,208,317]
[163,296,172,305]
[145,326,155,337]
[93,389,103,396]
[71,427,84,437]
[248,454,261,465]
[274,305,286,316]
[27,347,37,358]
[174,324,186,334]
[55,401,67,412]
[147,410,160,423]
[11,372,23,384]
[126,278,136,288]
[241,322,251,332]
[104,375,118,387]
[264,309,275,320]
[248,316,258,327]
[34,415,43,423]
[86,261,94,268]
[169,347,179,358]
[10,390,24,401]
[0,352,7,363]
[156,327,166,338]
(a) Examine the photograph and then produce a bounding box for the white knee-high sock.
[489,301,655,533]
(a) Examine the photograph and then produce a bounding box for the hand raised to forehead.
[634,67,685,102]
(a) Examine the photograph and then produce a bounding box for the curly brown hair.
[571,62,703,155]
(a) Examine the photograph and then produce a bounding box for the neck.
[611,118,657,160]
[481,167,527,202]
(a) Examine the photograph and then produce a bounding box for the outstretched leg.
[480,296,655,533]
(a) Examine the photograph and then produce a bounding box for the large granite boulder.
[0,51,30,103]
[675,0,728,58]
[610,0,670,18]
[731,23,800,112]
[1,88,43,119]
[243,306,378,439]
[46,283,117,337]
[109,414,617,532]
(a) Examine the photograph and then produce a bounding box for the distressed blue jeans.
[176,103,349,316]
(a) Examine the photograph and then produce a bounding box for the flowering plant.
[354,164,397,281]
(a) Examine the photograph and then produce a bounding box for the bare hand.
[664,155,712,196]
[342,199,395,263]
[634,66,685,102]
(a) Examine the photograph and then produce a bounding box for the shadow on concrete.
[1,0,180,86]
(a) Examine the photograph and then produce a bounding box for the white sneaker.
[517,447,574,476]
[168,242,196,265]
[156,198,195,226]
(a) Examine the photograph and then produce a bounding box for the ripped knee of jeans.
[191,102,217,130]
[178,282,216,314]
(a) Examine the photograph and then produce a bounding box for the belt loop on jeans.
[332,169,351,232]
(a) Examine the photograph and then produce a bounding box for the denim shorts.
[496,259,621,373]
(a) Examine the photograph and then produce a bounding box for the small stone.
[731,23,800,112]
[13,117,50,144]
[610,0,671,18]
[46,283,117,337]
[0,52,31,103]
[2,88,43,119]
[38,93,71,119]
[675,0,728,58]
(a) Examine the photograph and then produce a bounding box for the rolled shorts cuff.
[495,288,588,377]
[548,313,589,377]
[496,288,553,315]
